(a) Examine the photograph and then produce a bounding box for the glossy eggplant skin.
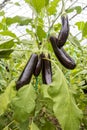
[42,54,52,84]
[50,36,76,69]
[57,15,69,48]
[16,53,38,90]
[34,54,42,77]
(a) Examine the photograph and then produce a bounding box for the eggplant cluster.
[16,15,76,90]
[49,15,76,70]
[16,53,52,90]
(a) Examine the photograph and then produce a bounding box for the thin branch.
[47,11,61,37]
[75,31,81,37]
[66,0,78,10]
[0,0,10,10]
[47,0,81,36]
[69,5,87,20]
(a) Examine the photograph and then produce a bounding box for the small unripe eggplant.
[34,54,42,77]
[42,54,52,84]
[50,36,76,69]
[16,53,38,90]
[57,15,69,48]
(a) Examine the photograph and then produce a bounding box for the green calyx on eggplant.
[42,53,52,84]
[16,53,38,90]
[34,54,42,77]
[49,36,76,69]
[57,15,69,48]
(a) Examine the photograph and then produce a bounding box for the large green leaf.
[0,49,13,58]
[41,66,83,130]
[36,26,46,41]
[0,39,14,49]
[25,0,46,13]
[6,16,32,26]
[47,0,60,15]
[12,84,36,122]
[0,31,18,40]
[0,80,16,116]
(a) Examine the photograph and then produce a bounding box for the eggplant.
[50,36,76,69]
[16,53,38,90]
[34,54,42,77]
[57,15,69,48]
[42,53,52,84]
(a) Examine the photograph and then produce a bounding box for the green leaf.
[47,66,83,130]
[41,65,83,130]
[6,16,32,26]
[0,39,14,49]
[0,23,3,30]
[41,121,56,130]
[82,22,87,37]
[19,120,29,130]
[3,126,8,130]
[30,122,39,130]
[66,6,82,14]
[12,84,36,122]
[26,28,34,37]
[25,0,45,13]
[53,23,61,31]
[0,31,18,40]
[47,0,60,15]
[45,0,49,6]
[0,49,13,58]
[14,2,20,6]
[0,80,16,116]
[68,34,82,51]
[75,21,84,31]
[0,11,5,16]
[36,26,46,41]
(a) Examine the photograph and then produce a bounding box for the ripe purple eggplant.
[50,36,76,69]
[57,15,69,48]
[16,53,38,90]
[34,54,42,77]
[42,54,52,84]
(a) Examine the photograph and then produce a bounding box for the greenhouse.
[0,0,87,130]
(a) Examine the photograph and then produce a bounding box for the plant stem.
[61,0,65,14]
[69,5,87,20]
[66,0,78,10]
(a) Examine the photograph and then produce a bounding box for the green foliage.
[6,16,32,26]
[25,0,47,13]
[66,6,82,14]
[68,33,82,50]
[0,0,87,129]
[47,0,60,15]
[75,21,84,31]
[0,49,13,58]
[12,84,36,122]
[0,31,18,40]
[36,26,46,41]
[30,122,39,130]
[0,80,16,116]
[41,66,82,130]
[0,11,5,16]
[82,22,87,37]
[0,39,14,49]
